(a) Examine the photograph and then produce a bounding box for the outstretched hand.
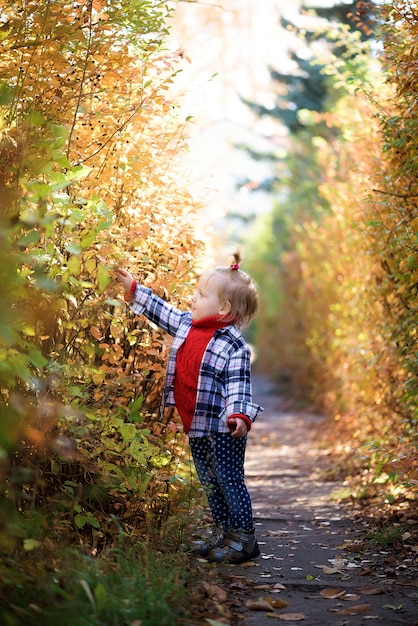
[116,268,134,294]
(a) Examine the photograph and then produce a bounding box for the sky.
[167,0,303,250]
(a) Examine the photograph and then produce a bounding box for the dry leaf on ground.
[321,565,343,574]
[336,603,373,615]
[269,597,289,609]
[320,588,348,599]
[273,583,287,591]
[203,583,228,603]
[245,599,273,611]
[277,613,305,621]
[360,584,387,595]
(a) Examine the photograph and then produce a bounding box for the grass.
[0,539,199,626]
[366,524,404,547]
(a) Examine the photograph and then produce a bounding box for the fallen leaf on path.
[342,593,361,601]
[245,599,273,611]
[273,583,287,591]
[320,588,348,599]
[359,584,387,595]
[277,613,305,621]
[268,597,289,609]
[336,603,373,615]
[319,588,361,601]
[321,566,343,574]
[203,583,228,603]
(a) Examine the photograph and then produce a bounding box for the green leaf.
[97,264,110,292]
[28,111,45,126]
[48,123,68,139]
[104,298,122,307]
[17,231,41,247]
[23,539,41,551]
[74,513,88,528]
[119,423,136,444]
[29,349,48,368]
[80,230,97,249]
[94,583,108,611]
[0,82,13,105]
[67,256,81,276]
[65,243,83,255]
[151,453,170,468]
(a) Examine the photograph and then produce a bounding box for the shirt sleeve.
[223,346,264,423]
[129,284,189,337]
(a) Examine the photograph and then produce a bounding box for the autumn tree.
[246,0,417,500]
[0,0,204,554]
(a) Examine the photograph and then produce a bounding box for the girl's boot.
[190,526,225,557]
[207,528,260,564]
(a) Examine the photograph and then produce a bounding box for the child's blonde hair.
[208,252,259,328]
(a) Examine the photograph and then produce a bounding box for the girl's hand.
[116,268,134,294]
[227,417,248,438]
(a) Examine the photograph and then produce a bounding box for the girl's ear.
[219,300,232,316]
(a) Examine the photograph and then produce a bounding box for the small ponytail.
[230,251,241,271]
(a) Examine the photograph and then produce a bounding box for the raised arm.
[116,269,189,337]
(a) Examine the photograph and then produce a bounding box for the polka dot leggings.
[189,433,254,531]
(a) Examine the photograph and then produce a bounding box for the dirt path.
[212,375,418,626]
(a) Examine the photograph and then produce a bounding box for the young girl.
[116,253,263,564]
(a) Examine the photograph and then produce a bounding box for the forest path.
[211,374,418,626]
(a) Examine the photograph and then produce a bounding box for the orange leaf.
[245,600,273,611]
[269,597,289,609]
[90,326,102,340]
[336,604,372,615]
[320,588,347,599]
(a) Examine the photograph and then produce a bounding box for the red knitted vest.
[174,316,228,433]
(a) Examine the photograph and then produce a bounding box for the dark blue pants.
[189,433,254,531]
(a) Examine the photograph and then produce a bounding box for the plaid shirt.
[130,284,263,438]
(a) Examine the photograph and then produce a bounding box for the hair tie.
[230,263,239,271]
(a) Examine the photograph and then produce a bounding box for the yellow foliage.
[0,0,204,543]
[253,2,417,497]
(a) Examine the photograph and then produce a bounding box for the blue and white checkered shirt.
[130,284,263,438]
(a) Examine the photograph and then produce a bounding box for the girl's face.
[191,273,231,322]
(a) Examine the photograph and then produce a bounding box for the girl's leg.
[191,434,259,564]
[189,435,230,530]
[211,433,254,531]
[190,434,254,531]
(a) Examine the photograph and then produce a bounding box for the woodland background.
[0,0,416,624]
